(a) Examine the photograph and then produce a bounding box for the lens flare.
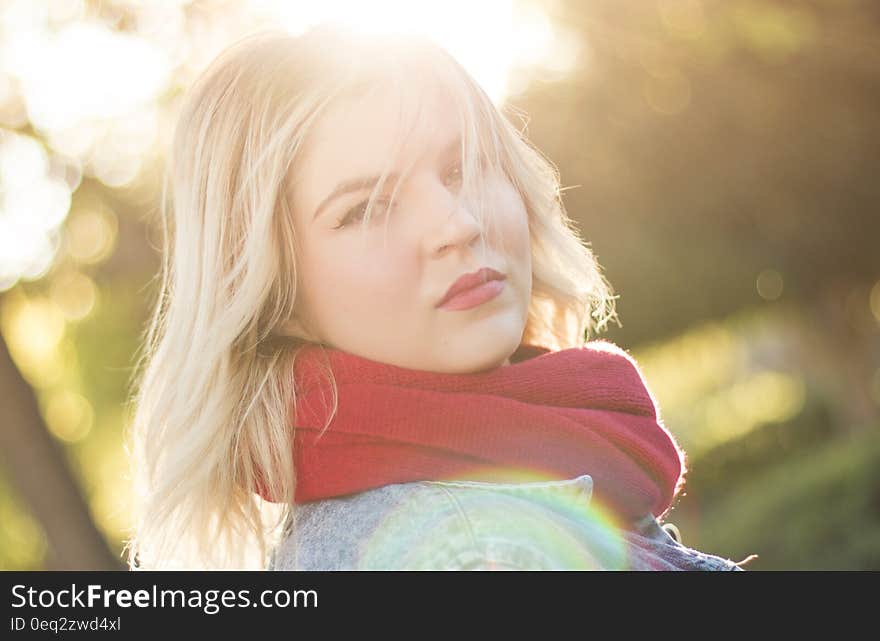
[356,469,630,570]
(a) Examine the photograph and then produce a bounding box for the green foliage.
[672,419,880,570]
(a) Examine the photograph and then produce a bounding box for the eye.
[445,160,463,186]
[333,198,393,230]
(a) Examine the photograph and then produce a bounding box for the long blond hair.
[124,23,619,569]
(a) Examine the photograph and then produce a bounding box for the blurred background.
[1,0,878,570]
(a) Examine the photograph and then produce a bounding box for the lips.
[435,267,506,309]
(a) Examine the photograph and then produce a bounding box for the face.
[285,85,532,373]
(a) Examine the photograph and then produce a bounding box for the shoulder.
[272,474,622,570]
[269,475,746,571]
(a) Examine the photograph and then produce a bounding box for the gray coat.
[268,474,749,571]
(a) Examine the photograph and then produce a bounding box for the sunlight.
[256,0,565,103]
[0,131,71,291]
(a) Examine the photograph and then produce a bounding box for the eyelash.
[332,199,394,230]
[332,161,464,230]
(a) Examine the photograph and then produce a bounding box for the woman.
[126,23,755,570]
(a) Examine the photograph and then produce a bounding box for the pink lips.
[436,267,506,311]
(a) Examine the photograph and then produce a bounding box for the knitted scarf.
[259,340,686,521]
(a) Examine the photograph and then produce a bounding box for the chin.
[434,308,527,373]
[451,335,522,374]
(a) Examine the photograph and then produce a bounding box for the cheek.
[496,190,532,262]
[309,238,415,313]
[514,207,531,257]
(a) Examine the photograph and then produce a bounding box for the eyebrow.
[312,135,463,221]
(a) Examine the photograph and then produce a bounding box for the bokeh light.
[757,269,784,301]
[64,207,118,266]
[0,291,67,389]
[44,389,94,443]
[12,21,169,132]
[49,270,98,322]
[0,131,71,291]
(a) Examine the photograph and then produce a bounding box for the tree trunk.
[0,326,123,570]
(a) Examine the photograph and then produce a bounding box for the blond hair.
[125,23,619,569]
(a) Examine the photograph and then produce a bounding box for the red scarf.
[259,340,686,521]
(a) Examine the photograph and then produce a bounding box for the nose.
[427,191,483,258]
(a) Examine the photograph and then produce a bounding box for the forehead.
[292,84,461,211]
